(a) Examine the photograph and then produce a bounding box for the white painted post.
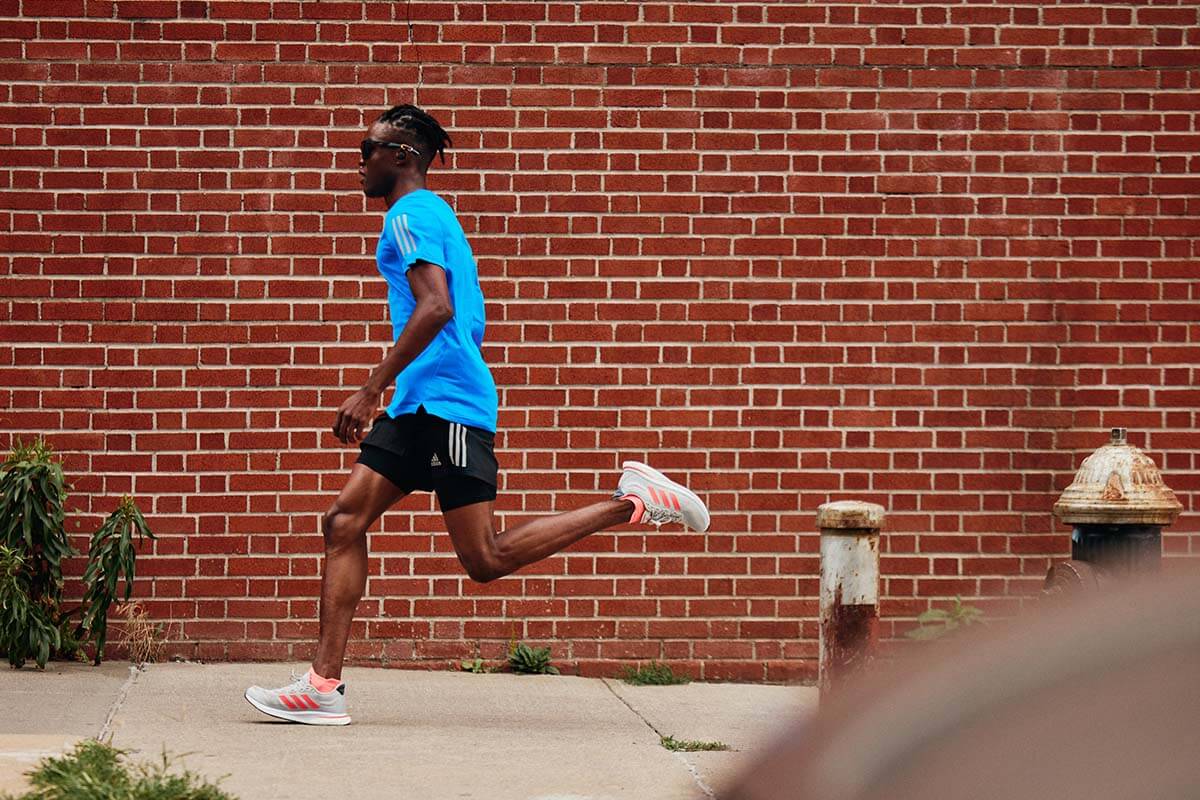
[818,500,884,699]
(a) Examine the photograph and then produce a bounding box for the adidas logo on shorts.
[430,453,441,467]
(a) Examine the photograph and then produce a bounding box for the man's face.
[359,121,407,198]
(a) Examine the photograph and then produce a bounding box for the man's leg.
[311,463,408,679]
[440,460,710,583]
[245,462,407,724]
[441,497,635,584]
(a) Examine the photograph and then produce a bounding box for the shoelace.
[281,670,310,695]
[614,489,684,526]
[642,505,683,526]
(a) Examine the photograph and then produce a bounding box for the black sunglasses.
[360,138,421,161]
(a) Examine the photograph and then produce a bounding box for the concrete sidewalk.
[0,662,817,799]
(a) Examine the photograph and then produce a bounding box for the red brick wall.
[2,1,1197,681]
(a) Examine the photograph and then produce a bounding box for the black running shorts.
[356,406,498,511]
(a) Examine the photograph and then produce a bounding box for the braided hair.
[377,104,452,166]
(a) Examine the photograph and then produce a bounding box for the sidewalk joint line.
[99,664,144,742]
[600,678,718,800]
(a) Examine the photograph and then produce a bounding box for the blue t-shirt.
[375,189,497,432]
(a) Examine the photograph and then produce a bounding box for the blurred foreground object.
[723,574,1200,800]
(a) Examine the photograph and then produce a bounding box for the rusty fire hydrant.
[1047,428,1182,594]
[818,500,884,698]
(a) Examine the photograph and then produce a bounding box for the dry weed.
[114,603,173,665]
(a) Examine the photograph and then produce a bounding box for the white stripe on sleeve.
[400,213,419,253]
[392,217,409,255]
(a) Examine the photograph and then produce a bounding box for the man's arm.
[332,261,454,445]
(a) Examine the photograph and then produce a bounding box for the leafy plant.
[460,657,491,674]
[507,642,560,675]
[621,661,690,686]
[0,440,73,668]
[0,738,236,800]
[78,496,156,664]
[0,440,72,596]
[0,439,158,669]
[660,735,731,752]
[904,596,986,641]
[0,545,61,669]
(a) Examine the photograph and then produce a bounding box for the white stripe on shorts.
[448,423,468,468]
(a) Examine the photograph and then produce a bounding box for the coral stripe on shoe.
[615,460,710,532]
[245,669,352,726]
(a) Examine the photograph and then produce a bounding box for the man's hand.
[333,387,382,445]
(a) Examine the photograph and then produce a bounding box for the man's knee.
[322,504,365,550]
[460,548,504,584]
[456,534,507,584]
[464,561,499,584]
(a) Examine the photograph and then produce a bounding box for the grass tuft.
[620,661,690,686]
[659,735,731,752]
[1,739,236,800]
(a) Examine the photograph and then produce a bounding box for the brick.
[3,1,1195,680]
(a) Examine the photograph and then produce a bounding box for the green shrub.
[0,440,72,668]
[0,440,71,594]
[0,738,236,800]
[0,545,62,669]
[78,496,157,664]
[0,439,156,668]
[620,661,690,686]
[507,642,559,675]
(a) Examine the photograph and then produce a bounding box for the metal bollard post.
[818,500,884,699]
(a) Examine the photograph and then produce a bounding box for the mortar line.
[98,664,143,742]
[600,677,718,800]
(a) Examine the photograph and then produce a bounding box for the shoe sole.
[622,460,710,532]
[244,691,351,726]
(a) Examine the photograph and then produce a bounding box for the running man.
[245,105,709,725]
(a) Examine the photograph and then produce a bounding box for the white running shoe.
[615,460,710,532]
[244,670,351,726]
